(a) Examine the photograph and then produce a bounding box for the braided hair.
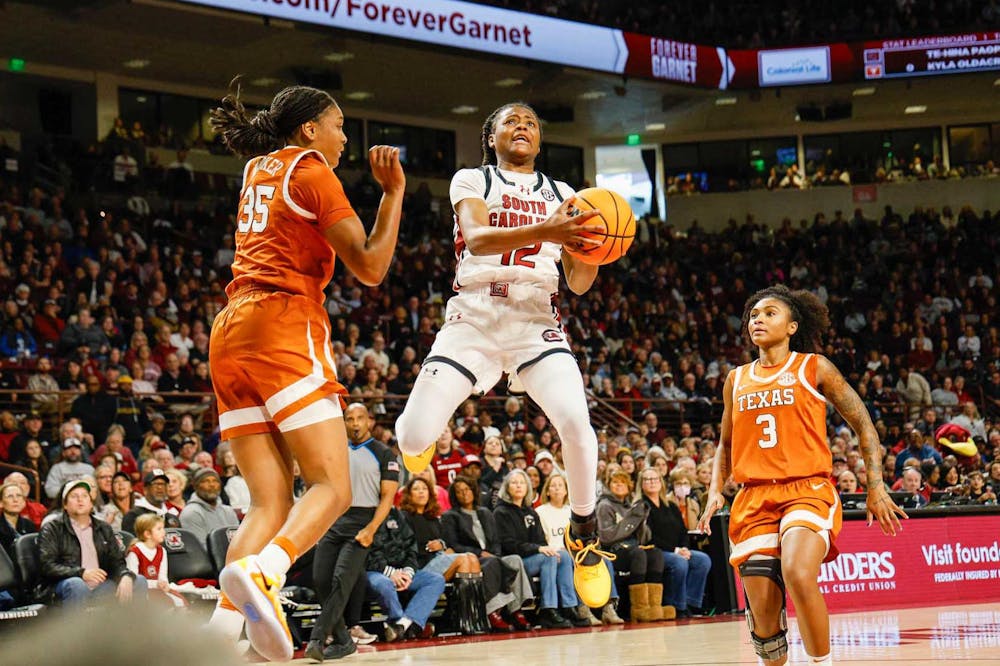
[740,284,830,354]
[210,78,337,157]
[479,101,540,166]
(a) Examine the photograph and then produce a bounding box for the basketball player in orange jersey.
[207,82,404,662]
[395,102,616,608]
[698,285,906,666]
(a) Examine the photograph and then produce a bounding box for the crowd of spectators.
[0,117,998,631]
[479,0,1000,48]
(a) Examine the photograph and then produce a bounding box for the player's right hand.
[539,197,604,249]
[368,145,405,195]
[696,492,725,535]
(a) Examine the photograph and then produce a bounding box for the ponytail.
[211,77,337,158]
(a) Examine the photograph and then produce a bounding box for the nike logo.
[811,483,824,490]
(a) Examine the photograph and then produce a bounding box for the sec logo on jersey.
[540,188,556,201]
[777,372,797,386]
[542,329,563,342]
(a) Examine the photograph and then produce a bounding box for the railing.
[0,387,979,449]
[0,461,44,502]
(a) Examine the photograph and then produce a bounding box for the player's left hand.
[866,484,907,536]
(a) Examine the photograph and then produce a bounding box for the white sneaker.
[350,624,378,645]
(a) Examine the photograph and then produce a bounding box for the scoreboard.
[862,32,1000,80]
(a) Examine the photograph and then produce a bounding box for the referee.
[306,403,399,661]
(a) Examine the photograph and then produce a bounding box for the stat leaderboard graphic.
[862,32,1000,79]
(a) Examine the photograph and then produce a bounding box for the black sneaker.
[537,607,573,629]
[304,640,325,663]
[384,622,405,643]
[322,640,358,660]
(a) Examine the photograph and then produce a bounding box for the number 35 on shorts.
[755,413,778,449]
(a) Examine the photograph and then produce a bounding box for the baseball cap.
[144,468,169,485]
[150,412,166,423]
[832,455,847,464]
[117,375,133,385]
[149,439,169,451]
[511,451,526,460]
[461,454,482,468]
[62,479,91,502]
[63,437,82,449]
[44,298,57,306]
[25,411,41,420]
[112,471,131,484]
[651,374,662,383]
[534,450,555,465]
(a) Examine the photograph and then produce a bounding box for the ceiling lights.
[451,105,479,114]
[852,87,876,96]
[715,97,737,106]
[345,91,373,101]
[904,105,927,114]
[645,123,666,131]
[250,77,279,87]
[122,59,150,69]
[579,90,607,100]
[324,52,355,63]
[495,78,523,87]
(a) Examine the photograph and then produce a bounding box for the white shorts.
[425,283,573,395]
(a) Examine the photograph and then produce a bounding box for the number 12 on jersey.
[238,184,275,233]
[501,243,541,268]
[755,413,778,449]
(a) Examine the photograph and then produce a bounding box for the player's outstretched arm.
[325,146,404,286]
[816,355,907,535]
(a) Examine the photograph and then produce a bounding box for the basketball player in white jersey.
[396,102,614,608]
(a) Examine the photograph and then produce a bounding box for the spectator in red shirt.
[32,299,65,353]
[431,427,466,490]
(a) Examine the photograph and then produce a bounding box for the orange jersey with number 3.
[228,146,356,304]
[730,352,831,484]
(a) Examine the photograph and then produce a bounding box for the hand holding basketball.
[538,197,604,249]
[563,187,636,266]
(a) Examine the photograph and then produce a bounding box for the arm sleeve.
[441,512,478,555]
[38,523,84,580]
[449,169,487,209]
[288,157,357,231]
[378,446,400,483]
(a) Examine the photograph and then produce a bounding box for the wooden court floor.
[288,602,1000,665]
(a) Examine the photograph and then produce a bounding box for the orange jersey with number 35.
[228,146,356,304]
[730,352,831,484]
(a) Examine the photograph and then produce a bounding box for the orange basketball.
[565,187,636,266]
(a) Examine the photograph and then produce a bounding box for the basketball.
[565,187,636,266]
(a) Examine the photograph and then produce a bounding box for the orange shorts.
[727,476,842,567]
[210,289,346,441]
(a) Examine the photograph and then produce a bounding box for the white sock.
[808,654,832,664]
[208,600,245,643]
[257,543,292,578]
[397,617,413,631]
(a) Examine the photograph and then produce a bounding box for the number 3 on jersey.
[238,184,275,233]
[755,413,778,449]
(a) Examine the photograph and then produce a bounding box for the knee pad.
[750,629,789,661]
[739,558,787,645]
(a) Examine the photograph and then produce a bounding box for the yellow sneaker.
[402,443,435,474]
[219,555,292,662]
[565,526,615,608]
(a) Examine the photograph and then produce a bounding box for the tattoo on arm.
[820,357,883,491]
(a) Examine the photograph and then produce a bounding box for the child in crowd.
[126,513,185,608]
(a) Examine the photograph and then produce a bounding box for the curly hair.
[210,77,336,157]
[479,101,541,166]
[399,477,441,519]
[740,284,830,354]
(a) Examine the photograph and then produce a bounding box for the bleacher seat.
[163,528,215,582]
[14,534,41,603]
[115,530,135,552]
[0,545,44,623]
[206,526,238,576]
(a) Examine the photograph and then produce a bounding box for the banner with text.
[735,514,1000,613]
[180,0,628,74]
